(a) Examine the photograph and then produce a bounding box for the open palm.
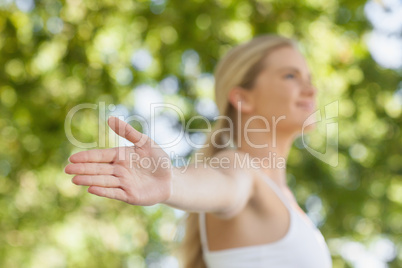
[65,116,172,206]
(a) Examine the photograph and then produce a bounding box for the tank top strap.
[198,212,210,253]
[254,168,293,211]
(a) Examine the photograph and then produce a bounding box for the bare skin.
[205,46,317,250]
[65,45,318,251]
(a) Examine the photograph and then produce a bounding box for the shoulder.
[210,149,253,178]
[209,149,259,219]
[212,148,251,165]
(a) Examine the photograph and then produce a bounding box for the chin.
[292,120,316,137]
[302,121,317,132]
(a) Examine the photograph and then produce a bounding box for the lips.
[296,101,315,112]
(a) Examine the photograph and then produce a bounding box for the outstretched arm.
[65,116,255,219]
[163,156,255,219]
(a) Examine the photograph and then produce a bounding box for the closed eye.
[285,73,312,84]
[285,73,296,79]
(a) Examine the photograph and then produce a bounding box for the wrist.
[162,165,179,206]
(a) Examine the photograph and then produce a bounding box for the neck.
[230,116,298,188]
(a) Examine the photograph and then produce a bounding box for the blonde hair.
[172,34,299,268]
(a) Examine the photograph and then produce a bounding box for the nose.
[302,81,317,97]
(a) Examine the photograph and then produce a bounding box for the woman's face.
[247,46,318,136]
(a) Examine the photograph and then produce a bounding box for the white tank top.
[198,170,333,268]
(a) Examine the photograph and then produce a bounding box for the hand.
[64,116,172,206]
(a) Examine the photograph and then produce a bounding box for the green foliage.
[0,0,401,267]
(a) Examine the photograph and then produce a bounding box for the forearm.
[162,163,238,214]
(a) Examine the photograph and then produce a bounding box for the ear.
[228,87,255,114]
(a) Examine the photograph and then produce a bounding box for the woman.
[65,34,333,268]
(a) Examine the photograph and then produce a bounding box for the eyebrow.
[277,66,312,81]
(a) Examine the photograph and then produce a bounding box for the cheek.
[256,87,297,118]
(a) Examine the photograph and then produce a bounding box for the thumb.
[107,116,148,147]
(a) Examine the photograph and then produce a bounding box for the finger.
[64,163,115,175]
[108,116,149,147]
[72,175,121,187]
[69,148,117,163]
[88,186,128,203]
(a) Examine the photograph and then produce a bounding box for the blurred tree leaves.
[0,0,401,267]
